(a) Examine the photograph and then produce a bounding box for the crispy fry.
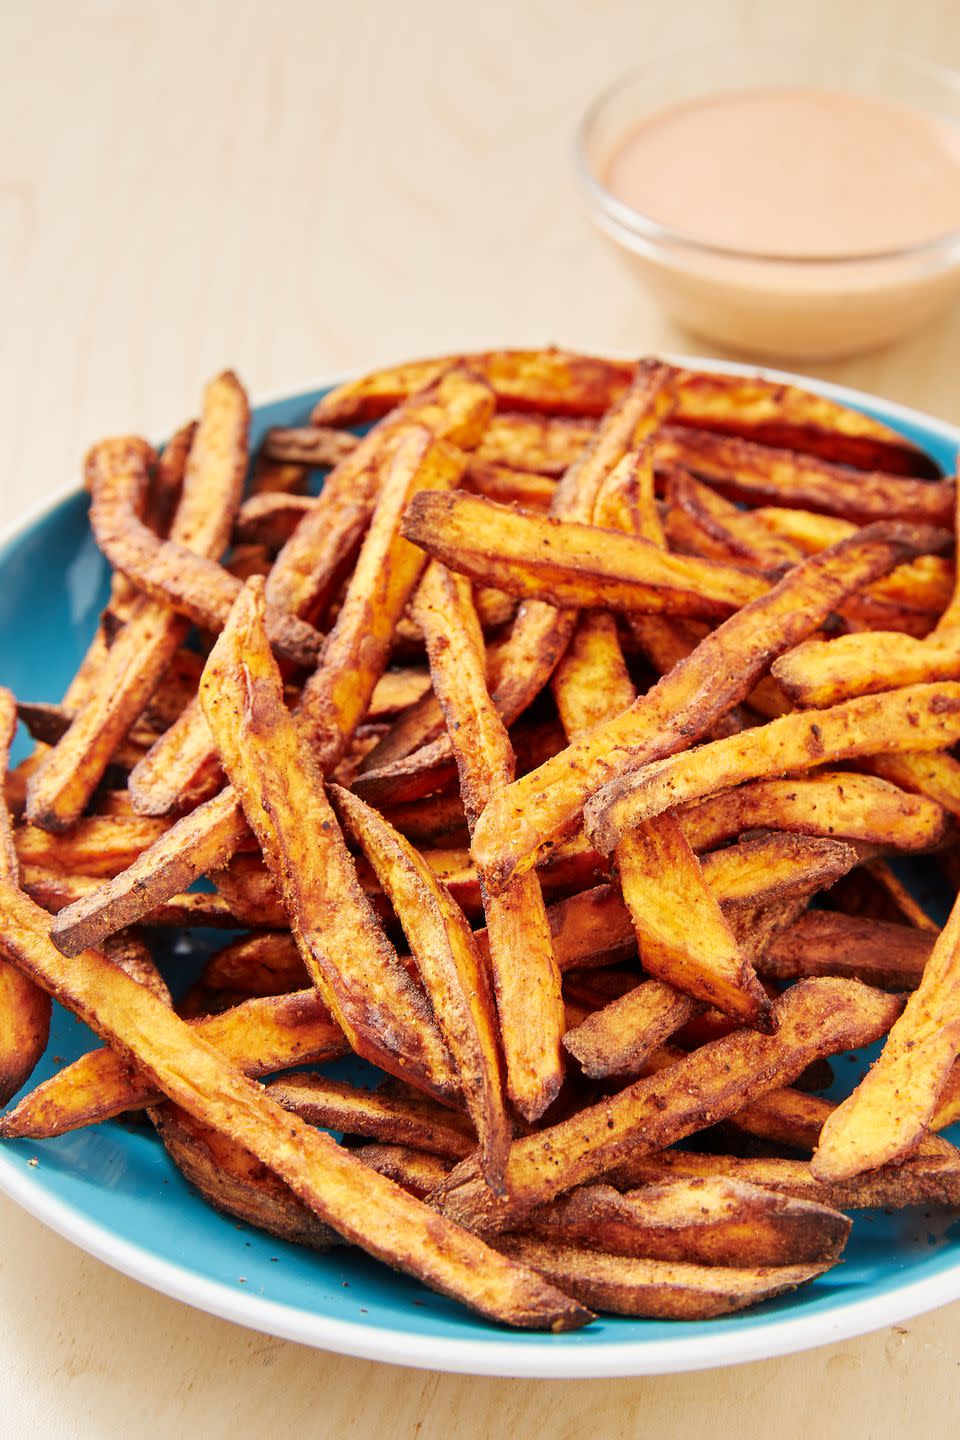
[0,988,347,1138]
[0,881,589,1331]
[86,436,322,668]
[0,691,50,1102]
[261,424,360,469]
[268,369,494,627]
[266,1074,475,1159]
[151,1102,337,1250]
[520,1176,850,1267]
[656,426,954,524]
[25,866,240,929]
[758,910,934,991]
[353,1143,455,1200]
[249,456,308,496]
[551,612,635,736]
[402,490,768,618]
[412,561,564,1121]
[235,491,316,549]
[200,580,455,1097]
[193,931,307,999]
[813,889,960,1181]
[15,815,173,877]
[301,428,465,768]
[128,695,223,816]
[563,979,699,1078]
[465,462,556,509]
[438,979,901,1235]
[493,1234,831,1319]
[472,523,944,890]
[331,785,509,1189]
[773,630,960,708]
[677,772,947,853]
[612,1150,960,1211]
[859,750,960,819]
[587,683,960,855]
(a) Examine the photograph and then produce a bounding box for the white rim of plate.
[0,353,958,1380]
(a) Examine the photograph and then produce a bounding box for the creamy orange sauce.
[604,87,960,257]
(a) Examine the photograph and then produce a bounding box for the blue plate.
[2,364,960,1378]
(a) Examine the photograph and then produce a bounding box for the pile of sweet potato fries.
[2,350,960,1329]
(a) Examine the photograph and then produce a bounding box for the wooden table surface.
[3,2,960,1434]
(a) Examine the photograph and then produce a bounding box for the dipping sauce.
[580,79,960,359]
[604,88,960,258]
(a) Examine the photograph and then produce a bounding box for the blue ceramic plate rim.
[1,357,959,1379]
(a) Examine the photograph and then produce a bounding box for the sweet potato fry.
[268,368,494,626]
[520,1176,850,1267]
[475,413,595,474]
[493,1235,831,1319]
[235,491,316,549]
[813,889,960,1181]
[465,462,556,509]
[412,561,564,1121]
[677,772,947,854]
[773,630,960,708]
[26,866,240,929]
[758,909,934,991]
[670,368,939,477]
[0,882,589,1331]
[265,1074,475,1159]
[0,988,348,1139]
[198,931,307,996]
[15,815,173,877]
[0,691,49,1103]
[151,1102,337,1250]
[86,436,322,668]
[128,695,224,816]
[353,1143,455,1200]
[472,523,944,890]
[656,426,954,525]
[563,978,699,1078]
[199,580,455,1097]
[250,456,308,496]
[331,784,509,1189]
[587,683,960,855]
[612,1149,960,1211]
[402,490,768,618]
[438,979,901,1235]
[261,424,359,469]
[300,428,465,768]
[859,750,960,819]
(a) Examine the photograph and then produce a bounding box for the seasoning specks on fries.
[3,348,960,1330]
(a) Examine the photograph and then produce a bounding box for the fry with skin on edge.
[655,426,955,525]
[199,579,455,1099]
[401,490,768,618]
[0,988,348,1138]
[26,374,248,831]
[437,978,902,1236]
[16,815,174,877]
[471,521,945,893]
[552,439,769,1029]
[85,437,323,669]
[757,910,935,991]
[265,1073,476,1160]
[151,1102,337,1251]
[813,888,960,1181]
[0,882,590,1332]
[493,1235,831,1320]
[585,682,960,856]
[677,772,947,854]
[29,867,243,930]
[413,561,564,1122]
[519,1176,851,1268]
[0,690,50,1102]
[331,783,510,1191]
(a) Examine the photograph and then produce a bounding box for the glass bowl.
[576,47,960,361]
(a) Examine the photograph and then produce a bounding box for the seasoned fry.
[301,428,465,768]
[198,931,307,996]
[0,988,347,1138]
[656,426,954,524]
[261,424,360,469]
[758,909,934,991]
[151,1103,337,1251]
[266,1074,476,1159]
[412,561,564,1121]
[128,695,223,816]
[0,881,589,1330]
[16,815,173,877]
[563,978,699,1078]
[859,750,960,819]
[773,630,960,708]
[493,1234,831,1319]
[25,866,240,929]
[438,979,901,1235]
[520,1176,850,1267]
[86,436,323,668]
[465,462,556,509]
[235,491,316,549]
[402,490,768,618]
[353,1144,456,1200]
[472,523,944,890]
[476,413,595,474]
[677,772,947,854]
[813,889,960,1181]
[587,683,960,856]
[612,1150,960,1211]
[200,580,454,1097]
[331,784,509,1189]
[0,691,50,1102]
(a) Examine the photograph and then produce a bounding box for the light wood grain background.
[3,2,960,1435]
